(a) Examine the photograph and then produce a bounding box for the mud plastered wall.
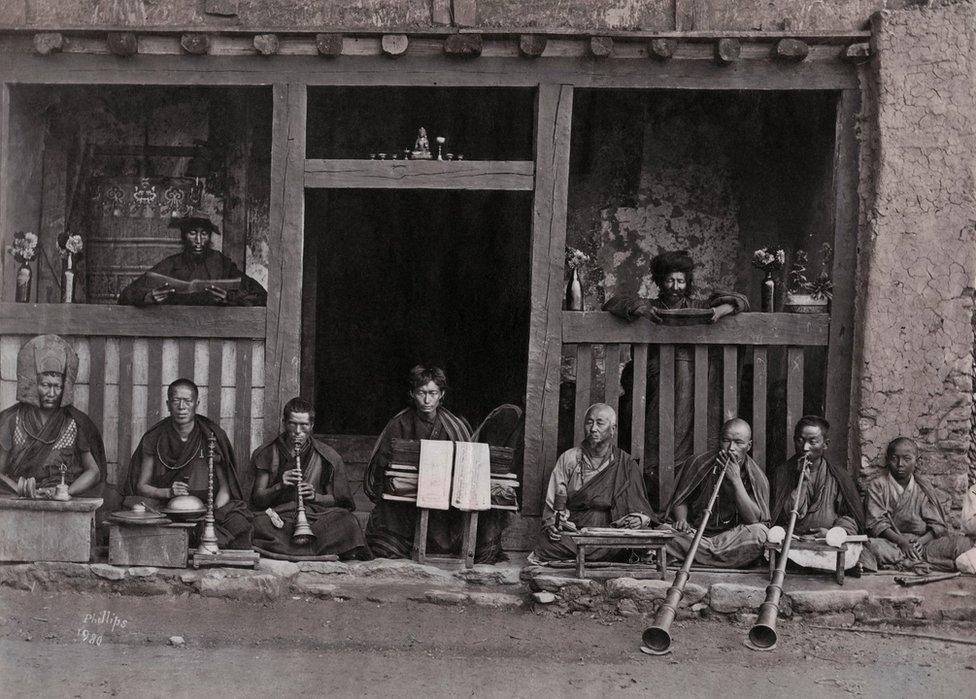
[855,3,976,506]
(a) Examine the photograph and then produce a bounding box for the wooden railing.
[562,311,831,507]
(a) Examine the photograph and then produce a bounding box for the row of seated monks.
[0,335,510,563]
[530,403,975,574]
[2,333,973,572]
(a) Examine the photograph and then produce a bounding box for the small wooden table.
[0,496,102,563]
[568,529,676,580]
[764,535,868,586]
[412,508,481,568]
[108,522,196,568]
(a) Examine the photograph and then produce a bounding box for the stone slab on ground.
[605,577,707,605]
[789,589,869,613]
[708,583,770,613]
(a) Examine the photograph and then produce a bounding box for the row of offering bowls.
[369,152,464,160]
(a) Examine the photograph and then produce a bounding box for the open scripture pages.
[451,441,491,511]
[416,440,454,510]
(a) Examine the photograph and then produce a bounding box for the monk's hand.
[612,514,642,530]
[297,481,315,501]
[638,305,662,324]
[169,481,190,498]
[545,518,563,542]
[722,454,742,483]
[911,540,924,560]
[146,285,175,304]
[897,537,920,560]
[282,468,305,487]
[673,518,692,533]
[205,285,228,303]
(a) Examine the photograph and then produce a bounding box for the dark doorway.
[303,189,533,437]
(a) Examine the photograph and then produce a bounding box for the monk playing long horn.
[664,418,770,568]
[528,403,655,565]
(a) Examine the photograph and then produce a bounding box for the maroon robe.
[250,435,369,559]
[118,248,266,306]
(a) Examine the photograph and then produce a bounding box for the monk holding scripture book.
[118,216,266,307]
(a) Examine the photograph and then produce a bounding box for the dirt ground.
[1,589,974,698]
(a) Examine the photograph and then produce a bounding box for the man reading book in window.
[118,216,267,307]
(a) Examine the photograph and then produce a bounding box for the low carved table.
[764,535,868,586]
[568,529,676,580]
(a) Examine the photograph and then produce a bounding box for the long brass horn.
[291,442,316,545]
[747,451,810,650]
[641,452,730,655]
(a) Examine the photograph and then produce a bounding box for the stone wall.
[854,1,976,505]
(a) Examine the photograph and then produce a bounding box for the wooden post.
[775,39,809,62]
[180,34,211,56]
[648,38,677,61]
[714,38,740,65]
[825,90,860,471]
[33,33,64,55]
[264,84,306,441]
[590,37,614,58]
[444,34,483,57]
[0,83,6,296]
[315,34,344,57]
[381,34,409,58]
[519,35,547,58]
[253,34,280,56]
[107,32,138,57]
[523,84,573,517]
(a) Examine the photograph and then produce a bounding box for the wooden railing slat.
[117,338,134,473]
[658,344,676,509]
[87,337,106,438]
[208,339,223,423]
[723,345,737,420]
[178,338,195,381]
[693,345,708,456]
[786,346,804,456]
[235,339,254,462]
[630,344,648,463]
[147,340,163,427]
[573,343,592,445]
[752,347,768,468]
[603,344,621,419]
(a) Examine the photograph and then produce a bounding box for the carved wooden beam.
[253,33,280,56]
[381,34,409,57]
[590,36,613,58]
[518,34,547,58]
[33,32,63,56]
[107,32,138,57]
[775,38,809,62]
[444,33,482,57]
[180,33,211,56]
[315,33,344,57]
[648,38,677,61]
[714,38,740,65]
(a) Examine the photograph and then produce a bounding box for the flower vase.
[15,262,32,303]
[565,267,583,311]
[761,272,776,313]
[61,253,76,303]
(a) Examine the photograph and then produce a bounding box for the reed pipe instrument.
[291,442,316,545]
[747,450,811,650]
[197,434,220,555]
[641,450,731,655]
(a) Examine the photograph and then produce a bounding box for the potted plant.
[565,246,590,311]
[751,246,786,312]
[6,230,39,303]
[784,244,832,313]
[58,233,84,303]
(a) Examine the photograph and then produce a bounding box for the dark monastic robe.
[604,290,749,505]
[364,407,510,563]
[250,435,369,559]
[664,449,770,567]
[118,248,267,307]
[531,446,655,562]
[123,415,253,549]
[864,474,972,572]
[770,455,864,535]
[0,403,106,496]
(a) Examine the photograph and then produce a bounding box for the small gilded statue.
[411,127,432,159]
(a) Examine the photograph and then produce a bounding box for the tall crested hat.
[16,334,79,407]
[169,216,218,235]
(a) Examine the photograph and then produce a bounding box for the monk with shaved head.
[663,418,770,568]
[528,403,655,564]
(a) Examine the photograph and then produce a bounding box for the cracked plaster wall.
[854,1,976,508]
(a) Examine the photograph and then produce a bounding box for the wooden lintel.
[444,33,482,57]
[33,32,63,55]
[590,36,614,58]
[315,33,344,57]
[253,33,280,56]
[106,32,138,57]
[648,37,677,61]
[180,33,211,56]
[381,33,409,57]
[562,311,830,346]
[304,159,534,190]
[775,38,809,62]
[843,42,871,63]
[714,37,741,65]
[518,34,547,57]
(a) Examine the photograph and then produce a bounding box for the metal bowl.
[162,494,206,519]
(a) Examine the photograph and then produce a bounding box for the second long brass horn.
[291,443,316,545]
[747,451,810,650]
[641,452,730,655]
